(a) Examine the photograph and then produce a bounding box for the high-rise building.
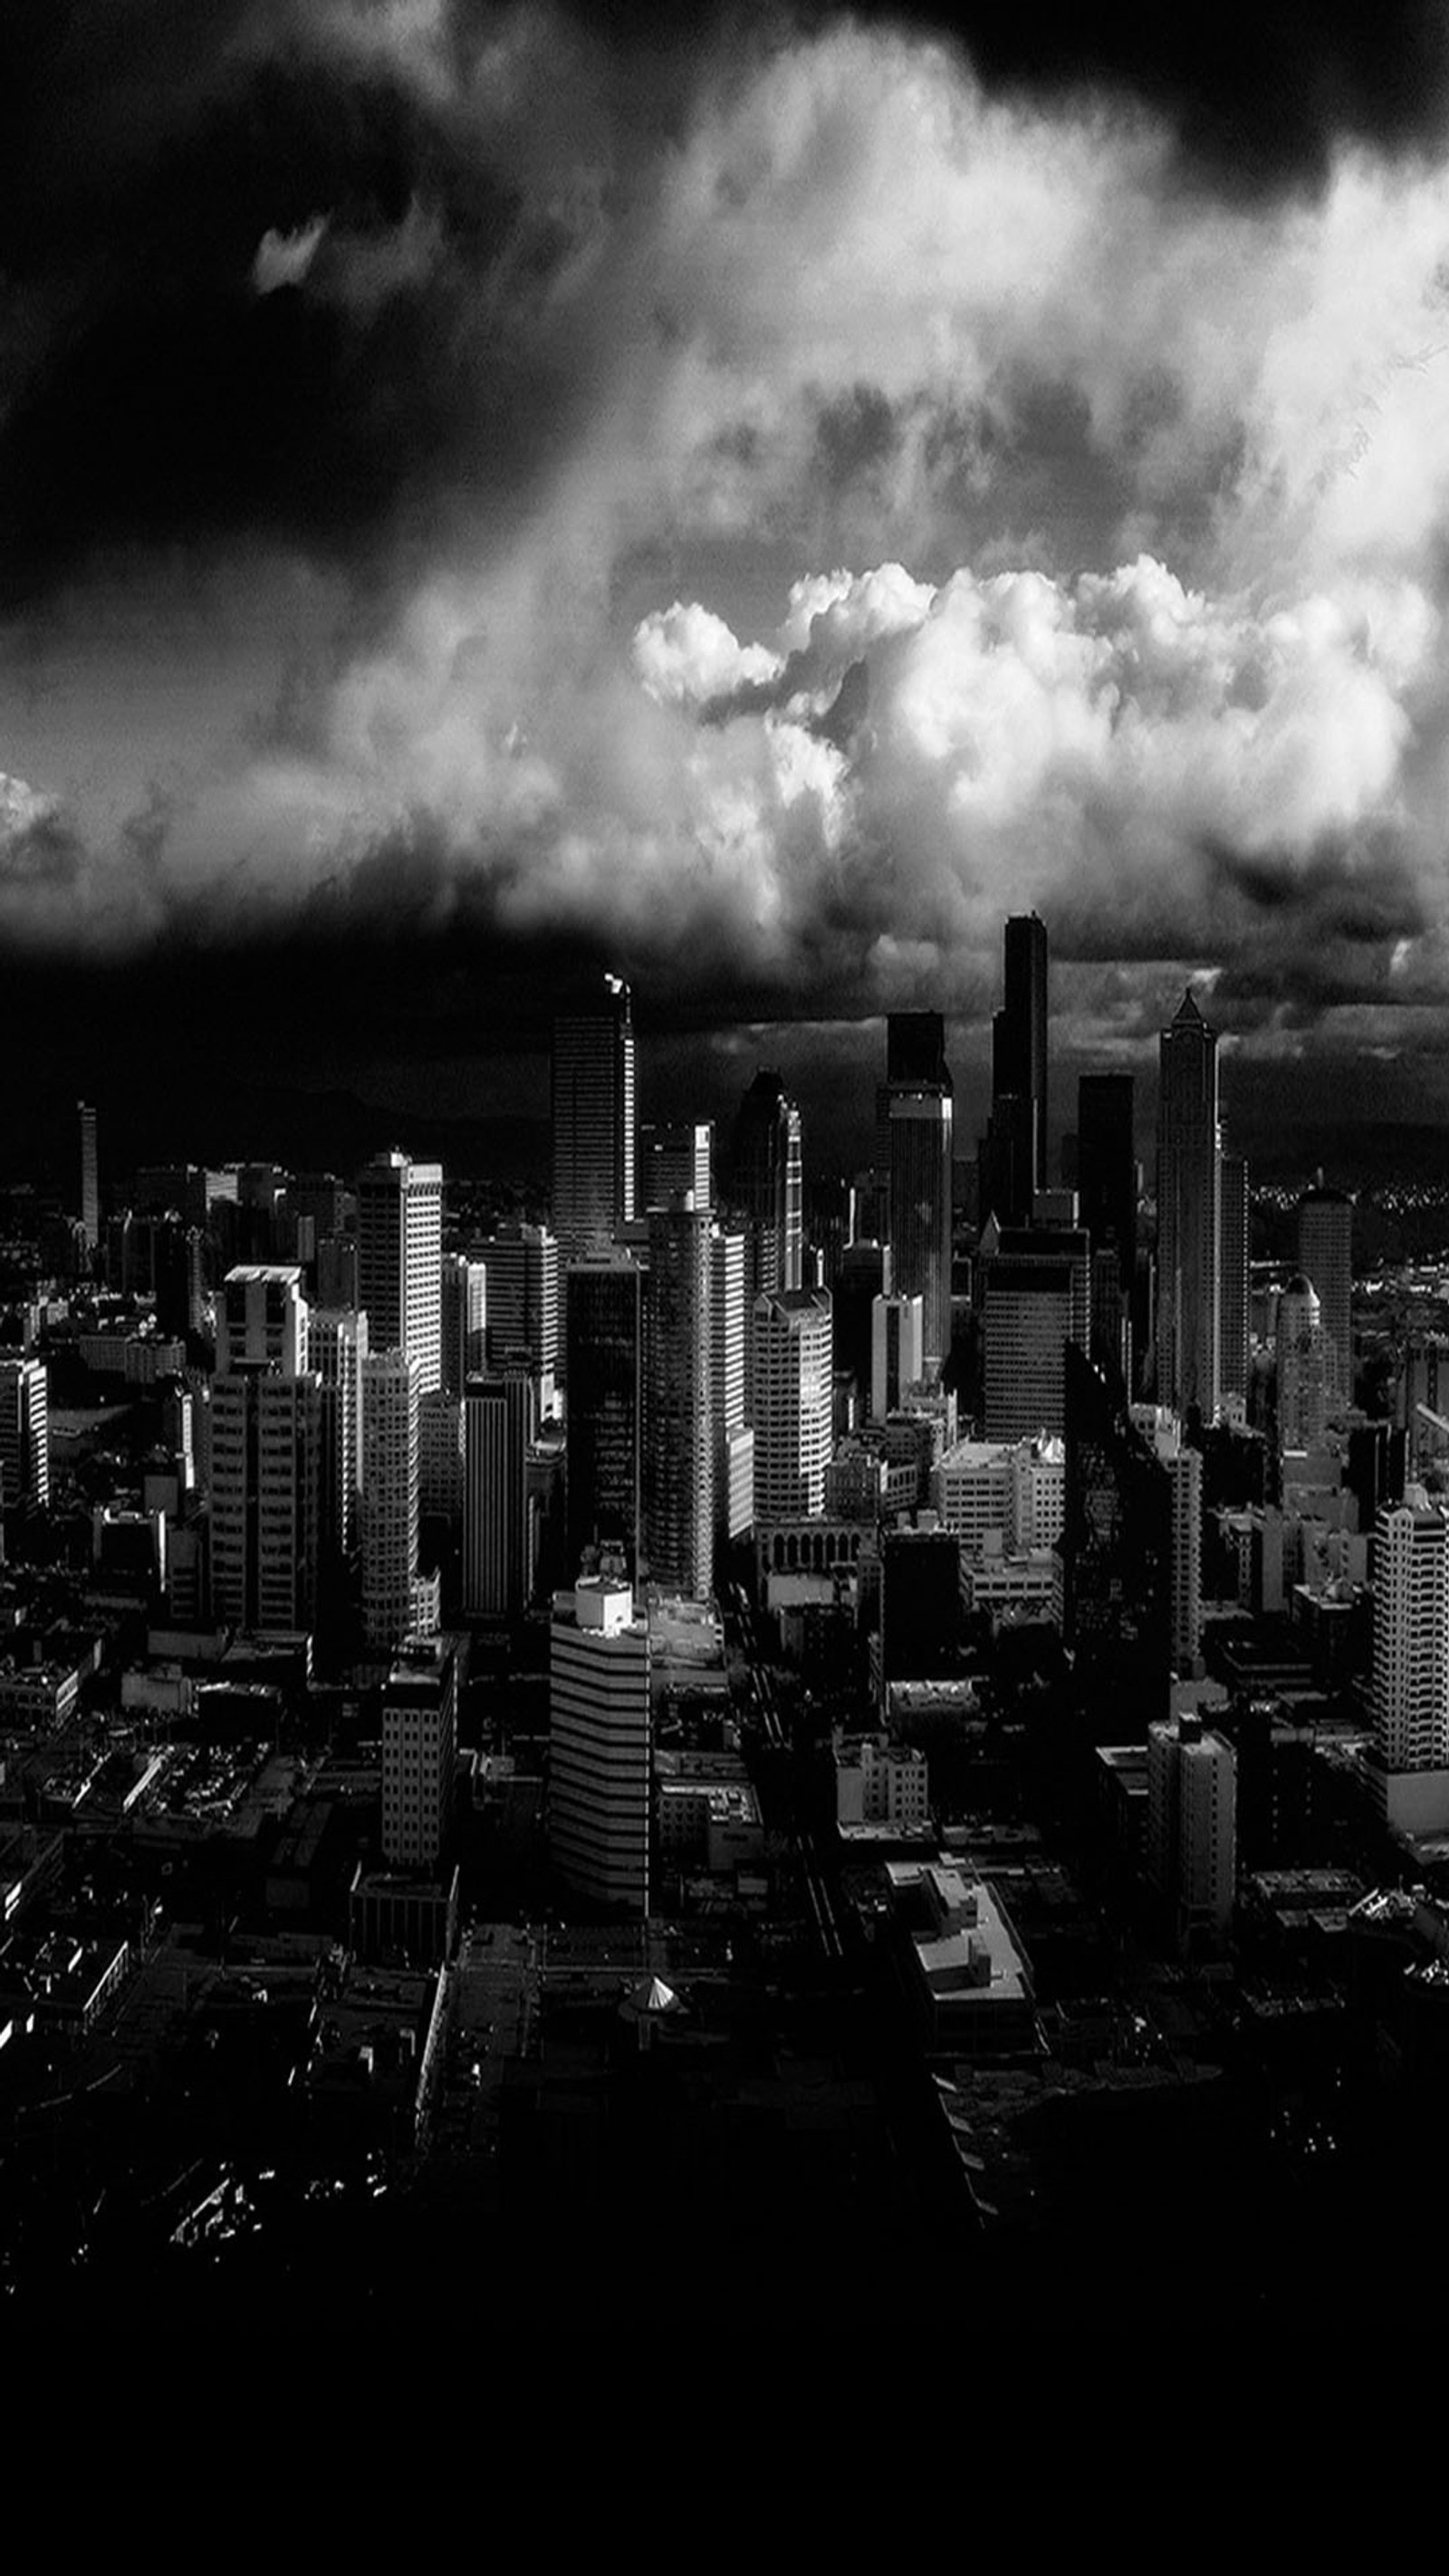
[463,1370,535,1619]
[1276,1275,1328,1453]
[1155,987,1220,1422]
[550,1573,652,1915]
[981,915,1049,1222]
[640,1121,713,1216]
[211,1267,321,1637]
[381,1634,458,1872]
[310,1304,368,1600]
[1078,1073,1136,1379]
[1219,1152,1250,1415]
[1297,1184,1353,1404]
[1060,1341,1173,1729]
[710,1226,753,1542]
[643,1204,714,1600]
[552,974,636,1259]
[1147,1715,1236,1950]
[479,1224,559,1389]
[565,1254,643,1581]
[1131,1404,1203,1674]
[882,1014,954,1369]
[357,1151,444,1397]
[441,1254,487,1399]
[78,1101,99,1253]
[980,1243,1084,1442]
[1370,1498,1449,1819]
[361,1350,420,1655]
[0,1358,49,1510]
[751,1287,832,1521]
[728,1070,803,1302]
[871,1292,924,1422]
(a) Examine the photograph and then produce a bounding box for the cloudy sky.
[5,0,1449,1162]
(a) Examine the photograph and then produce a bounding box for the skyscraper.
[381,1634,458,1873]
[1147,1716,1236,1951]
[1078,1072,1136,1342]
[479,1223,559,1388]
[310,1304,368,1614]
[549,1572,652,1915]
[1276,1275,1328,1453]
[871,1292,924,1422]
[643,1203,714,1600]
[441,1254,487,1398]
[881,1012,954,1370]
[728,1070,803,1299]
[361,1349,420,1654]
[751,1287,832,1520]
[357,1151,444,1397]
[1219,1152,1250,1415]
[982,914,1049,1217]
[1060,1341,1173,1729]
[0,1357,49,1511]
[1297,1183,1353,1404]
[552,973,636,1259]
[640,1121,713,1215]
[1155,987,1220,1423]
[1370,1497,1449,1828]
[565,1254,643,1581]
[463,1370,535,1619]
[77,1101,99,1254]
[711,1225,753,1541]
[210,1265,321,1637]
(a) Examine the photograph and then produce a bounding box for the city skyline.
[4,7,1449,1159]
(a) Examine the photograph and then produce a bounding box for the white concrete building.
[550,1575,652,1914]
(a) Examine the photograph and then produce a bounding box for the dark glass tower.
[552,974,636,1261]
[1155,987,1220,1423]
[565,1255,643,1581]
[882,1014,954,1370]
[1060,1341,1173,1734]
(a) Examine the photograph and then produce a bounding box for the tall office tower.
[751,1287,832,1520]
[982,1257,1072,1440]
[0,1357,49,1510]
[1370,1499,1449,1824]
[78,1101,99,1252]
[1132,1405,1203,1673]
[552,972,636,1259]
[1219,1152,1250,1416]
[882,1014,954,1370]
[356,1151,444,1397]
[440,1254,487,1398]
[549,1572,652,1915]
[1276,1275,1328,1453]
[980,914,1048,1223]
[1346,1422,1407,1535]
[211,1268,321,1636]
[463,1370,536,1619]
[728,1069,803,1300]
[1297,1182,1353,1403]
[1060,1342,1173,1730]
[565,1254,643,1580]
[1147,1715,1237,1950]
[155,1220,206,1341]
[832,1239,891,1400]
[711,1225,753,1541]
[643,1203,714,1600]
[381,1633,458,1872]
[871,1292,924,1422]
[218,1263,309,1374]
[310,1305,368,1592]
[479,1224,560,1387]
[317,1232,360,1312]
[1078,1071,1136,1336]
[1155,987,1221,1422]
[419,1392,465,1530]
[361,1350,420,1654]
[640,1121,713,1215]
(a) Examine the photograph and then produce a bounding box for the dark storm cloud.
[2,0,1449,1075]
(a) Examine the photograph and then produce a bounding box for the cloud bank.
[3,4,1449,1061]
